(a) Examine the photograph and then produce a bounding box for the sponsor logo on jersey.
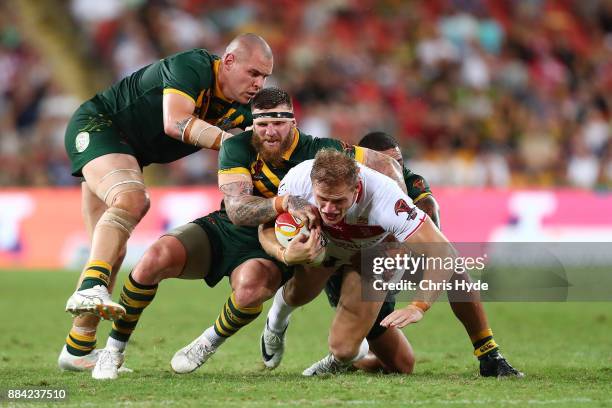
[75,132,90,153]
[394,199,417,220]
[251,160,264,180]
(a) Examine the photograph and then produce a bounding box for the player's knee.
[403,355,415,374]
[390,353,414,374]
[329,337,361,363]
[133,241,174,284]
[233,284,267,308]
[233,261,279,307]
[112,190,150,221]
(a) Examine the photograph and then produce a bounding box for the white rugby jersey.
[278,160,427,266]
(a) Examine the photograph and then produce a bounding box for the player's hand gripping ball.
[275,212,309,246]
[275,212,326,265]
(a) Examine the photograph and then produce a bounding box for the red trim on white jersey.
[402,213,427,241]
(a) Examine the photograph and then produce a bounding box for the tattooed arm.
[360,148,408,194]
[219,171,321,227]
[221,179,279,226]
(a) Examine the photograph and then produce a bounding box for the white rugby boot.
[302,354,351,376]
[92,348,125,380]
[58,345,100,371]
[171,333,217,374]
[260,319,287,369]
[65,285,126,320]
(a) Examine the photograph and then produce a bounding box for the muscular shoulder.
[165,49,215,68]
[219,131,255,169]
[161,49,216,100]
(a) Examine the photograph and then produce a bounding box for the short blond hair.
[310,149,359,188]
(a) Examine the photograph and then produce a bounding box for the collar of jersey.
[212,59,233,103]
[282,128,300,160]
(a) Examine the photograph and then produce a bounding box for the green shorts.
[171,210,293,288]
[324,271,395,340]
[64,98,135,177]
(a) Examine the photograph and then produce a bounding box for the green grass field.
[1,270,611,407]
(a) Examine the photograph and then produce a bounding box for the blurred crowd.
[1,0,612,189]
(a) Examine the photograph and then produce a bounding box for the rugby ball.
[274,212,326,266]
[275,212,309,247]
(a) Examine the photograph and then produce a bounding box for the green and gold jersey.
[403,166,432,203]
[218,128,366,198]
[94,48,252,166]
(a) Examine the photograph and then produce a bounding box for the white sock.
[267,286,294,333]
[353,338,370,362]
[203,326,226,348]
[106,336,127,352]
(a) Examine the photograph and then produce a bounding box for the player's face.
[313,181,359,225]
[224,50,273,104]
[251,115,296,165]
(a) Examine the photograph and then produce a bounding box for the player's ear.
[223,53,235,69]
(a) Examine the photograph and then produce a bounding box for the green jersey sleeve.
[403,166,432,203]
[218,131,254,176]
[161,49,213,103]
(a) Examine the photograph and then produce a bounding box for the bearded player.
[90,87,406,379]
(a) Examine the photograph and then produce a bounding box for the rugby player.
[305,132,523,376]
[260,147,524,377]
[258,149,455,375]
[90,87,406,379]
[58,33,274,371]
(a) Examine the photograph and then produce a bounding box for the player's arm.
[378,219,455,328]
[258,222,324,265]
[405,170,441,228]
[219,174,319,227]
[377,219,456,328]
[162,92,233,150]
[219,173,287,226]
[415,195,440,229]
[359,148,407,194]
[370,181,455,327]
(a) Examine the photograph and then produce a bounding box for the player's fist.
[284,226,326,266]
